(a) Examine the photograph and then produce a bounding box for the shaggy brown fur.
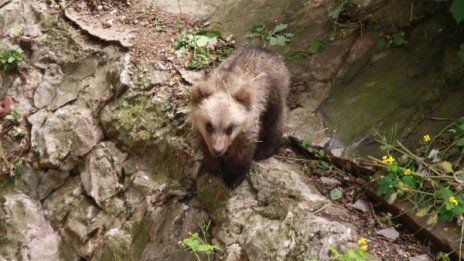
[190,45,290,188]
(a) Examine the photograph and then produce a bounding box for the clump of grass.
[0,44,25,71]
[174,28,234,70]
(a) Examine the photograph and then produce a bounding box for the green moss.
[196,174,229,215]
[128,216,153,260]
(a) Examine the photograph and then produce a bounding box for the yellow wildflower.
[404,168,412,175]
[382,155,395,165]
[357,237,368,252]
[423,134,431,143]
[449,196,459,206]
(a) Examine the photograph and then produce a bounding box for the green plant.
[284,40,326,60]
[301,136,325,159]
[174,28,233,70]
[247,23,294,46]
[14,160,25,176]
[0,45,25,71]
[372,26,406,50]
[10,127,25,138]
[179,220,221,261]
[371,117,464,259]
[328,246,370,261]
[5,105,22,125]
[175,20,184,29]
[152,18,165,33]
[450,0,464,23]
[450,0,464,63]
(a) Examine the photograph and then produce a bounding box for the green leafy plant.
[450,0,464,63]
[371,117,464,259]
[247,23,294,46]
[179,220,221,261]
[450,0,464,23]
[5,105,22,125]
[174,28,234,70]
[301,136,325,159]
[284,40,326,60]
[372,26,406,50]
[328,246,370,261]
[10,127,25,138]
[0,45,25,71]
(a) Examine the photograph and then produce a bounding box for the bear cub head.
[190,81,253,157]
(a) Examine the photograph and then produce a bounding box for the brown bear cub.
[190,45,290,189]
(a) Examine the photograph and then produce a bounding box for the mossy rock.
[196,174,229,215]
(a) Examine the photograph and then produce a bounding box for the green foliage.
[450,0,464,23]
[458,44,464,64]
[10,127,25,138]
[0,45,25,71]
[328,246,370,261]
[174,28,233,70]
[372,116,464,228]
[5,105,22,125]
[301,137,325,159]
[330,188,343,201]
[284,40,325,60]
[247,23,294,46]
[373,27,406,50]
[175,20,184,29]
[14,160,25,176]
[179,220,221,261]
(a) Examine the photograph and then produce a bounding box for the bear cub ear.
[233,87,253,110]
[191,82,213,104]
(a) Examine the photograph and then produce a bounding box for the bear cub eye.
[225,125,234,136]
[205,122,214,133]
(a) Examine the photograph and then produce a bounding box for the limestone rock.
[81,142,128,210]
[209,159,356,261]
[29,105,103,170]
[0,193,61,261]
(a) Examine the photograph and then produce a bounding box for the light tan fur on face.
[191,91,250,157]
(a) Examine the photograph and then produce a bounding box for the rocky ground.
[0,0,456,260]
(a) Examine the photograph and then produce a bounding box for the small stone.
[320,177,341,187]
[350,199,370,213]
[103,19,113,28]
[409,254,434,261]
[178,68,205,84]
[182,204,190,211]
[97,5,103,10]
[376,227,400,241]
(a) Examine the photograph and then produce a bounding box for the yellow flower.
[449,196,459,206]
[382,155,395,165]
[357,237,368,252]
[423,134,431,143]
[404,168,412,175]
